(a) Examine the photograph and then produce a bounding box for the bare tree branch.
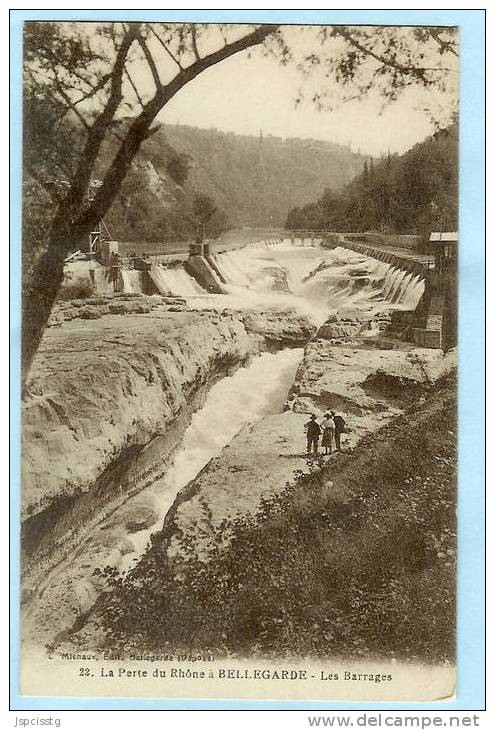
[68,22,141,208]
[124,64,145,108]
[428,28,459,57]
[73,72,112,106]
[78,23,279,231]
[190,24,201,61]
[148,24,184,70]
[137,33,162,89]
[47,63,90,131]
[332,27,449,78]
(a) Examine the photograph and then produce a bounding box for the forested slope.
[99,124,367,241]
[286,123,458,235]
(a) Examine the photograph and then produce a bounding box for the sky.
[142,25,458,157]
[59,22,458,158]
[158,49,438,157]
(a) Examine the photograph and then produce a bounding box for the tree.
[285,122,458,235]
[165,148,191,187]
[193,193,217,224]
[22,22,279,380]
[22,21,458,381]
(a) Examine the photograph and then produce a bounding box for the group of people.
[304,412,346,455]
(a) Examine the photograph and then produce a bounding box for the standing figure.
[110,251,121,292]
[320,413,335,455]
[332,411,346,452]
[305,414,321,455]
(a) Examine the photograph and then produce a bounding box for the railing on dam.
[321,235,434,279]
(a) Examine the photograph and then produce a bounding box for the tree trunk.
[22,218,76,386]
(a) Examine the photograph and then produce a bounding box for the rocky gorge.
[21,297,314,645]
[21,240,456,657]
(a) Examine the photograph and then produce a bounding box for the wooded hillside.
[99,123,367,241]
[286,124,458,235]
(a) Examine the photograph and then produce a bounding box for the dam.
[64,237,426,318]
[22,234,455,653]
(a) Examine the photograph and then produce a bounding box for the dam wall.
[322,237,430,278]
[321,235,449,349]
[185,255,226,294]
[343,232,424,251]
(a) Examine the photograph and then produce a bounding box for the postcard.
[11,10,485,708]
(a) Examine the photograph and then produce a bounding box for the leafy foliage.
[94,374,456,663]
[286,123,458,234]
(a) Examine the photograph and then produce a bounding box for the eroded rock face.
[21,306,316,610]
[22,310,254,522]
[21,305,316,648]
[241,308,317,348]
[317,308,391,341]
[290,341,456,421]
[156,341,456,569]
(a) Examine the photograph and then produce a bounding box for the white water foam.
[209,240,425,320]
[121,239,425,320]
[149,265,204,296]
[119,347,304,571]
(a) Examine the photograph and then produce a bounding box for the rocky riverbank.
[21,299,315,639]
[138,336,455,571]
[21,271,456,659]
[64,367,457,663]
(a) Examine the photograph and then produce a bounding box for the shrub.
[93,378,456,663]
[57,279,93,301]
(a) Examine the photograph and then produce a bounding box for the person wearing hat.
[320,413,335,455]
[304,414,321,455]
[332,410,347,452]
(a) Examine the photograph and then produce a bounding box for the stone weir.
[21,299,316,616]
[322,235,431,279]
[321,234,446,350]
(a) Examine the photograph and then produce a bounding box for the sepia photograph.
[13,12,475,704]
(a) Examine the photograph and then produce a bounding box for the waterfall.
[212,240,425,317]
[394,272,413,304]
[119,239,425,316]
[119,348,304,571]
[389,269,409,303]
[400,275,425,310]
[121,269,143,294]
[148,265,205,296]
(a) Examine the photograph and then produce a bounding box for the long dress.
[320,418,334,447]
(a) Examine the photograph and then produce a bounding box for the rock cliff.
[21,302,315,607]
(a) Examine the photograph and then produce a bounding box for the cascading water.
[149,265,205,296]
[25,236,429,651]
[22,346,305,648]
[120,269,143,294]
[117,348,304,571]
[121,239,424,317]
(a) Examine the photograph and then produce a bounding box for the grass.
[92,371,456,663]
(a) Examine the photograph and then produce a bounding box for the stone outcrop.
[317,308,390,342]
[21,305,315,608]
[48,293,183,326]
[151,339,456,571]
[241,308,317,349]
